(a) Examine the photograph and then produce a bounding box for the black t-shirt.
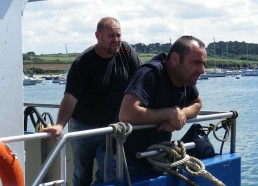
[123,53,199,166]
[65,41,141,126]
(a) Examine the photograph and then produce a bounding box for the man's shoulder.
[74,45,96,62]
[143,54,166,69]
[79,45,96,57]
[119,41,133,52]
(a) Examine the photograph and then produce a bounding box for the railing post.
[60,143,66,186]
[230,117,237,153]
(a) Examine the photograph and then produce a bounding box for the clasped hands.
[158,107,186,132]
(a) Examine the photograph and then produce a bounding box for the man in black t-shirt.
[41,17,141,186]
[118,35,207,177]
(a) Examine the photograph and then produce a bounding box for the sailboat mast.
[213,36,216,70]
[65,43,72,63]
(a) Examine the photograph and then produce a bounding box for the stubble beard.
[108,42,121,55]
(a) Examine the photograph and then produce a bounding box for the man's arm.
[119,94,186,131]
[182,96,202,119]
[40,93,77,139]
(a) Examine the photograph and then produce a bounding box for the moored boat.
[206,69,226,77]
[23,76,37,86]
[241,69,258,76]
[198,73,209,80]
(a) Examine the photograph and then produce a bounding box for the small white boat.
[241,69,258,76]
[198,74,209,80]
[23,75,37,86]
[59,79,67,84]
[42,80,52,85]
[23,79,37,86]
[236,75,241,79]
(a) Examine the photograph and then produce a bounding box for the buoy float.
[0,141,24,186]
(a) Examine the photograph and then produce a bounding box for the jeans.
[69,118,106,186]
[126,158,162,180]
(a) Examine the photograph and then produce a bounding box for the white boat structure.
[206,69,226,77]
[225,70,242,76]
[0,1,241,186]
[58,78,67,84]
[23,75,37,86]
[241,69,258,76]
[198,73,209,80]
[235,74,241,79]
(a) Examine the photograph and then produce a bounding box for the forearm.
[56,93,77,127]
[119,94,178,124]
[181,96,202,118]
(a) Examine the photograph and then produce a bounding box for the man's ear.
[170,52,180,64]
[95,31,101,41]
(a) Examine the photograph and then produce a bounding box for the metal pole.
[0,132,51,143]
[136,142,195,159]
[131,112,233,131]
[230,117,237,153]
[60,144,66,186]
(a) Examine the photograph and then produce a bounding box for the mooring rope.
[146,141,225,186]
[104,122,133,185]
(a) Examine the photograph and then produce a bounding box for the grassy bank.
[24,53,258,74]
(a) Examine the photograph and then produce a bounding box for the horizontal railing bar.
[187,112,233,123]
[132,111,233,130]
[39,179,64,186]
[1,112,233,144]
[0,132,51,143]
[24,102,60,108]
[136,142,195,159]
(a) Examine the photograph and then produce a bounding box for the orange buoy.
[0,141,24,186]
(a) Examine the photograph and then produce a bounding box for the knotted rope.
[146,141,225,186]
[104,122,132,185]
[202,119,231,154]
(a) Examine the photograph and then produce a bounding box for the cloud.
[22,0,258,54]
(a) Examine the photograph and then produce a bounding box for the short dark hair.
[167,35,205,63]
[96,17,120,32]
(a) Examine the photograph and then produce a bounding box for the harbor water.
[24,76,258,186]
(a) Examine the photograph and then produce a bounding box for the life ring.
[0,141,24,186]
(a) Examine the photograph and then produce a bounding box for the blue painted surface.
[103,153,241,186]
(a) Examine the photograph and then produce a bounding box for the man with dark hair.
[118,35,206,177]
[41,17,141,186]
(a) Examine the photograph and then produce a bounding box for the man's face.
[96,21,122,56]
[180,41,207,85]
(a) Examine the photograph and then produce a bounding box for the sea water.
[24,76,258,186]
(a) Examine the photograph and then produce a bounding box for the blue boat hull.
[103,153,241,186]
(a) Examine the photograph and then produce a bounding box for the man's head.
[95,17,122,58]
[165,35,207,87]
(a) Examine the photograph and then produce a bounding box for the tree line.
[23,41,258,74]
[131,41,258,59]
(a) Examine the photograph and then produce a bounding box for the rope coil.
[146,141,225,186]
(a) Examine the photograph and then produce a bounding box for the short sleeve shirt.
[65,41,141,126]
[124,53,199,165]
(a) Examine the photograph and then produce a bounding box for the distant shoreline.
[24,63,71,71]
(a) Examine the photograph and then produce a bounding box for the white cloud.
[22,0,258,54]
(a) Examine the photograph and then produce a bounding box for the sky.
[22,0,258,54]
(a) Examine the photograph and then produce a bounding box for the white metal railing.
[0,108,237,186]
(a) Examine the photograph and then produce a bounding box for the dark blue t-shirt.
[123,53,199,166]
